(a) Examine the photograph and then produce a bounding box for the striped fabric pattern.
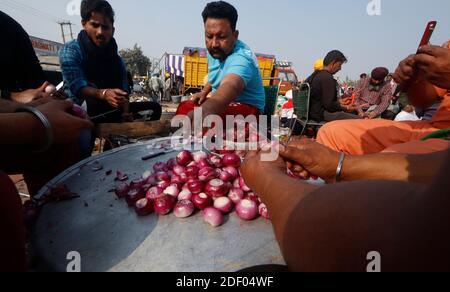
[166,54,185,77]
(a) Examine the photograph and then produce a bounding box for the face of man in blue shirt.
[204,18,239,62]
[82,12,115,48]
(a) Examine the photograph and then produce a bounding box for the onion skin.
[192,151,208,163]
[153,162,168,172]
[156,180,171,190]
[176,151,192,166]
[135,198,154,216]
[166,158,176,170]
[192,193,212,210]
[239,177,252,192]
[198,167,218,182]
[236,199,258,221]
[258,203,270,219]
[163,185,180,197]
[222,166,239,181]
[205,179,231,198]
[197,159,212,169]
[185,166,199,177]
[178,189,193,201]
[114,182,129,199]
[126,188,145,207]
[203,207,224,227]
[187,179,204,194]
[228,188,244,204]
[174,200,195,218]
[154,195,176,215]
[213,197,233,214]
[221,153,241,168]
[146,186,164,200]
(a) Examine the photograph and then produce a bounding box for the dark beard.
[208,48,228,61]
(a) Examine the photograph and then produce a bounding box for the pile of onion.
[112,149,270,226]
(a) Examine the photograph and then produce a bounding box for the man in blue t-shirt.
[176,1,265,120]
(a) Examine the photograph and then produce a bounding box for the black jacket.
[305,70,342,121]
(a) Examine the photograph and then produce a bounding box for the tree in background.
[119,44,151,77]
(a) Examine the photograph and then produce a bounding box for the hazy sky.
[1,0,449,79]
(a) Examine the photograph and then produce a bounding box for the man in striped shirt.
[354,67,394,119]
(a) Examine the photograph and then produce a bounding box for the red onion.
[146,174,157,186]
[192,151,208,163]
[187,179,204,194]
[219,170,234,182]
[141,184,152,192]
[126,188,145,207]
[205,179,231,198]
[114,182,129,199]
[163,185,180,197]
[130,178,146,189]
[166,158,176,170]
[153,162,168,172]
[246,192,259,204]
[192,193,212,210]
[135,198,154,216]
[156,180,171,190]
[197,159,211,169]
[116,171,128,181]
[182,183,190,191]
[222,153,241,168]
[178,189,193,201]
[222,166,239,180]
[176,150,192,166]
[228,188,244,204]
[45,84,56,94]
[173,165,186,176]
[154,195,176,215]
[198,167,218,182]
[146,186,164,200]
[171,174,184,184]
[258,203,270,219]
[209,155,223,168]
[71,104,87,119]
[213,197,233,214]
[155,171,170,182]
[174,200,195,218]
[239,177,252,192]
[236,199,258,221]
[203,207,224,227]
[232,178,240,189]
[142,170,153,180]
[185,166,199,177]
[187,161,197,168]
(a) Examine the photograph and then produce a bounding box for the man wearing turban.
[354,67,394,119]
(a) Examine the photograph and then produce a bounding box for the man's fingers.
[38,81,50,92]
[280,146,305,164]
[417,45,441,56]
[413,53,436,67]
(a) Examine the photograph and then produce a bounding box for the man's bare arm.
[200,74,244,117]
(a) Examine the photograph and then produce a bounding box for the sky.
[1,0,449,80]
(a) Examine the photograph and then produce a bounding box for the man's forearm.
[342,151,448,184]
[202,83,212,95]
[79,86,104,101]
[201,82,238,117]
[0,113,44,145]
[0,99,20,113]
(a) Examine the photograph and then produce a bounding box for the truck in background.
[165,48,299,96]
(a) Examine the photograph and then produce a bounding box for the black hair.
[81,0,115,24]
[323,50,347,66]
[202,1,238,31]
[360,73,367,78]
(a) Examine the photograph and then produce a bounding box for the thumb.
[38,81,50,92]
